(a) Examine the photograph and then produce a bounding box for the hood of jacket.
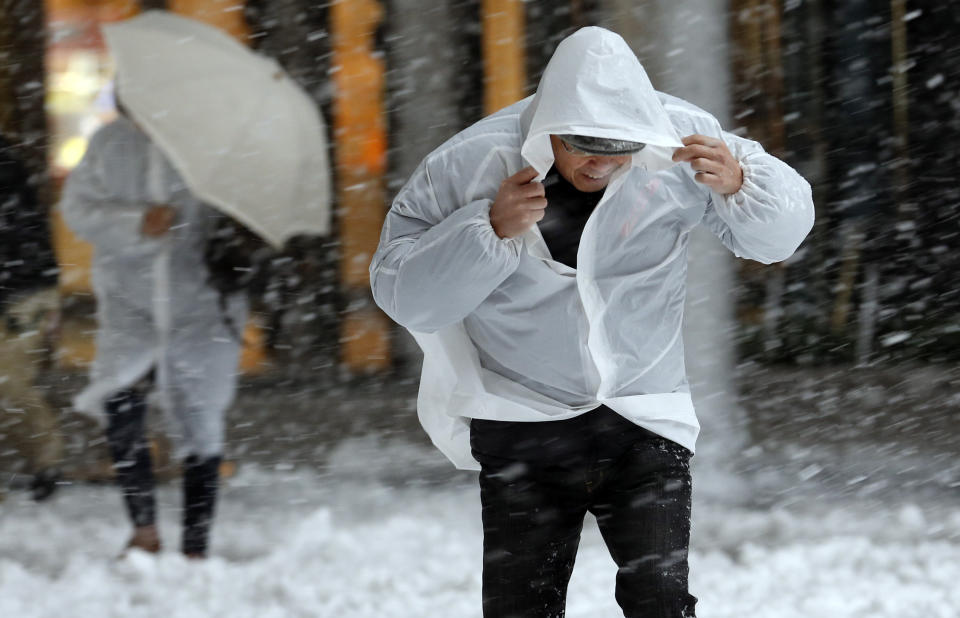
[520,27,683,183]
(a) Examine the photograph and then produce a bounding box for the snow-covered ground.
[2,438,958,618]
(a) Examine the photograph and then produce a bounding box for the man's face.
[550,135,632,193]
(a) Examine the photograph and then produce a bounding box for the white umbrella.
[102,10,331,249]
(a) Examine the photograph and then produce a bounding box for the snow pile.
[1,462,957,618]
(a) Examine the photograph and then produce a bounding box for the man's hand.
[672,134,744,195]
[489,166,547,239]
[140,204,178,237]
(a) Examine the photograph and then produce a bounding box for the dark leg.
[472,418,596,618]
[181,454,221,557]
[590,436,697,618]
[104,388,156,529]
[476,457,586,618]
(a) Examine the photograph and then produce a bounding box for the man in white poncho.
[60,103,246,558]
[371,27,813,617]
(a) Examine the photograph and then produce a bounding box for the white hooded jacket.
[370,27,814,470]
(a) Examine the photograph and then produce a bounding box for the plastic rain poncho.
[370,27,814,470]
[60,117,246,458]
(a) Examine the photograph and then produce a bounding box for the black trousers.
[471,406,697,618]
[104,387,222,555]
[105,387,157,528]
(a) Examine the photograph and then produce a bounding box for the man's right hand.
[489,166,547,239]
[140,204,178,237]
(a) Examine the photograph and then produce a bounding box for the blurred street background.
[0,1,958,616]
[0,0,954,498]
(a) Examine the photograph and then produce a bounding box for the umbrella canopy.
[102,10,331,249]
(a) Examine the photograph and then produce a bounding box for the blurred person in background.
[59,100,247,558]
[371,27,814,618]
[0,135,63,503]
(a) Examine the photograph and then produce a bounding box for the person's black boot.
[181,454,221,558]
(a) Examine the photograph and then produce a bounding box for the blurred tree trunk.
[0,0,49,206]
[895,1,960,360]
[329,0,391,373]
[826,0,891,353]
[243,1,344,382]
[600,0,749,498]
[481,0,525,114]
[779,0,831,358]
[730,0,789,358]
[385,0,473,375]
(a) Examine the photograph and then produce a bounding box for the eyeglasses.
[560,139,593,157]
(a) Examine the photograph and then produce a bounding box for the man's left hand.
[673,134,743,195]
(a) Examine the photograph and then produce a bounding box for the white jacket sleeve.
[59,132,152,251]
[701,132,815,264]
[370,163,523,333]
